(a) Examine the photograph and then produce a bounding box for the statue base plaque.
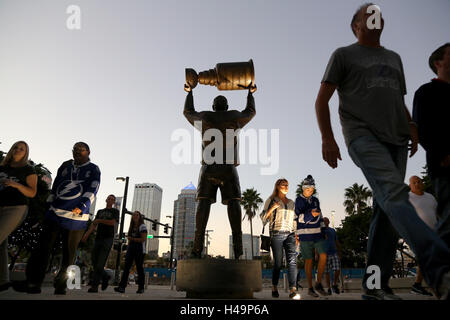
[176,259,262,299]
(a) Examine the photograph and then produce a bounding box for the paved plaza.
[0,283,437,300]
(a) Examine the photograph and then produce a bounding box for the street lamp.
[331,210,335,228]
[114,176,129,285]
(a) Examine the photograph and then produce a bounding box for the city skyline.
[1,0,448,258]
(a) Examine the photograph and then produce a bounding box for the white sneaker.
[289,292,301,300]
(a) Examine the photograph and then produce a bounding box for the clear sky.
[1,0,449,258]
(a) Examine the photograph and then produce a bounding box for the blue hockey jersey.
[295,194,325,241]
[45,160,101,230]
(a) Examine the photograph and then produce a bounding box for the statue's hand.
[238,82,257,93]
[184,83,192,93]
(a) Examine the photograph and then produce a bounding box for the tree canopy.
[241,187,263,259]
[343,183,372,215]
[336,183,373,268]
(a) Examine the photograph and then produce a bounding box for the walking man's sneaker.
[88,286,98,293]
[11,281,29,293]
[114,286,125,293]
[314,282,328,296]
[54,288,66,295]
[332,284,340,294]
[27,286,41,294]
[362,288,402,300]
[101,275,111,291]
[308,288,319,298]
[411,283,433,296]
[289,291,301,300]
[136,288,144,294]
[327,288,332,295]
[12,281,42,294]
[271,289,279,298]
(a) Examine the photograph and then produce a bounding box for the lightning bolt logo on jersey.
[46,160,101,230]
[57,180,84,200]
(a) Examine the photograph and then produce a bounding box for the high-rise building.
[131,183,163,258]
[173,183,197,260]
[229,234,260,259]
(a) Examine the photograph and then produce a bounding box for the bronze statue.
[183,60,256,259]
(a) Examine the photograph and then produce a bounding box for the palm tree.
[240,188,263,259]
[343,183,372,215]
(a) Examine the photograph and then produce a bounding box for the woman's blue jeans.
[271,232,297,288]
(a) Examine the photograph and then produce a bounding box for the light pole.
[205,230,213,257]
[114,176,129,285]
[331,210,335,228]
[166,214,176,269]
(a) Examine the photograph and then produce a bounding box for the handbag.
[260,226,271,252]
[260,235,271,252]
[260,199,277,252]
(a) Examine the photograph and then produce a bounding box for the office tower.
[131,183,163,258]
[173,183,197,260]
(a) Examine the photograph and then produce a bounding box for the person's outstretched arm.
[237,83,257,127]
[315,82,342,169]
[183,84,202,126]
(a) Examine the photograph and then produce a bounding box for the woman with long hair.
[114,211,147,294]
[260,178,300,299]
[0,141,37,291]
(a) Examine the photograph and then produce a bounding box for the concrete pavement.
[0,283,437,300]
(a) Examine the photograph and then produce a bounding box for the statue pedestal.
[176,259,262,299]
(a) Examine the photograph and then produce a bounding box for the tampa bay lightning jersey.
[45,160,101,230]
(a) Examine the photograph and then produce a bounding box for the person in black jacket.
[183,82,256,259]
[114,211,147,294]
[413,43,450,247]
[81,194,119,292]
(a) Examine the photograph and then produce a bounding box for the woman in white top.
[260,179,299,299]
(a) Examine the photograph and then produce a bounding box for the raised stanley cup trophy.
[185,59,255,91]
[177,59,262,298]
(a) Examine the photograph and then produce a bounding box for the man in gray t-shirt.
[315,3,450,300]
[322,43,410,148]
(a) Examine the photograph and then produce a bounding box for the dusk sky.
[1,0,449,258]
